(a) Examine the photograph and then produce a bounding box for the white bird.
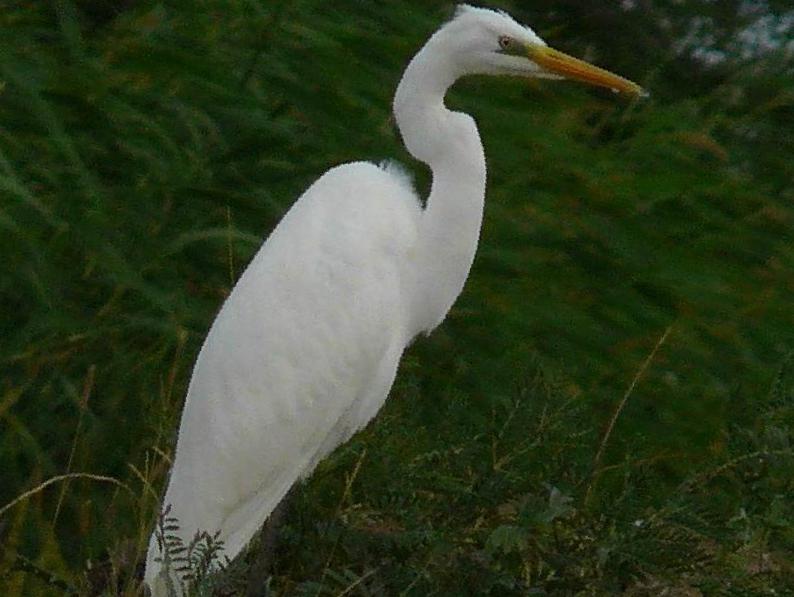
[144,5,642,594]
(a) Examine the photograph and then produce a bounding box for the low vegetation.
[1,1,792,594]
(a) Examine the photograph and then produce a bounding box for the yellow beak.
[528,45,645,97]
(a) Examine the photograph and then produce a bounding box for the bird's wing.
[146,162,421,584]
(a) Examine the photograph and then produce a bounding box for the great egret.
[144,5,642,593]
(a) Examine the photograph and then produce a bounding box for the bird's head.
[436,5,644,96]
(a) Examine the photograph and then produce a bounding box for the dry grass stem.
[586,325,672,504]
[0,473,133,519]
[53,364,96,526]
[316,447,368,596]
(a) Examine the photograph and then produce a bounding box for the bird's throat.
[394,41,487,336]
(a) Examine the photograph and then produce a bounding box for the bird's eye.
[498,36,514,51]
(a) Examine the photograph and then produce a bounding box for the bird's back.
[145,161,421,592]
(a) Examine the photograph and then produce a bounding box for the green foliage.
[151,505,244,596]
[0,0,792,595]
[271,364,794,594]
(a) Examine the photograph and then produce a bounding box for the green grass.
[1,1,793,594]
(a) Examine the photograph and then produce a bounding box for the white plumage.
[145,6,642,594]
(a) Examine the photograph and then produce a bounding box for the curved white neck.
[394,38,487,336]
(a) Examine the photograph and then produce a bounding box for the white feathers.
[378,159,418,197]
[144,161,422,593]
[452,3,546,46]
[144,6,549,595]
[453,3,478,19]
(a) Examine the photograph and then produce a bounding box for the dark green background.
[1,1,793,594]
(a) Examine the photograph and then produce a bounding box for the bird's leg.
[244,485,297,597]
